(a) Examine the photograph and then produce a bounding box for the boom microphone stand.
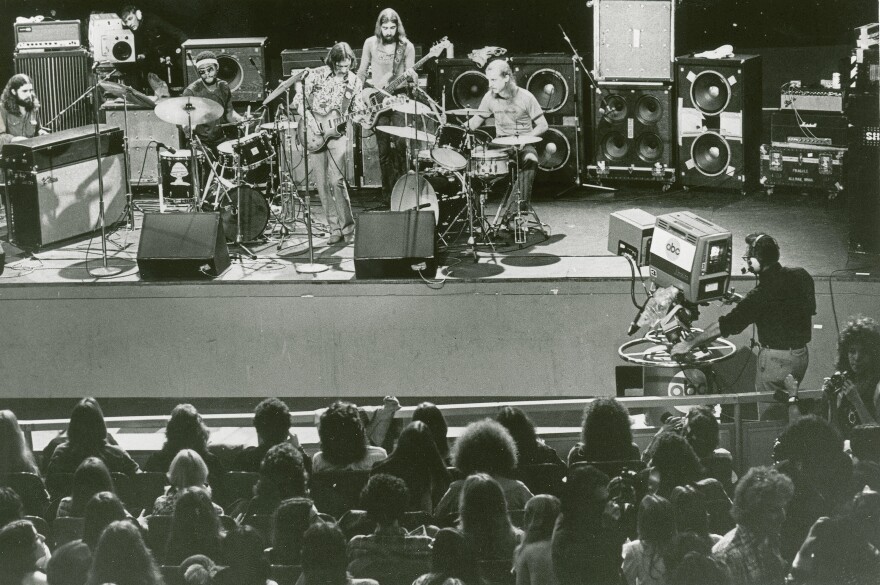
[293,74,328,274]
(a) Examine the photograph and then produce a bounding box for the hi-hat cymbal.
[98,81,156,109]
[445,108,492,117]
[492,134,542,146]
[390,99,433,116]
[376,125,436,143]
[154,96,223,126]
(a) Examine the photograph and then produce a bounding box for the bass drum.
[219,185,270,243]
[391,172,465,229]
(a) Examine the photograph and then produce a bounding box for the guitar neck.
[384,52,435,94]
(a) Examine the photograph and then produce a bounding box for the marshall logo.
[799,122,817,128]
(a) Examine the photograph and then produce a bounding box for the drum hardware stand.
[229,122,258,260]
[290,89,327,273]
[494,140,549,245]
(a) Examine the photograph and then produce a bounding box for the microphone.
[627,303,647,336]
[157,142,176,154]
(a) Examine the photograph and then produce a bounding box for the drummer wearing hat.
[468,59,547,215]
[181,51,243,152]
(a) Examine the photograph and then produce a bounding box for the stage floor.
[0,182,875,284]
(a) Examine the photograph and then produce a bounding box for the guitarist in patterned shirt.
[295,43,364,245]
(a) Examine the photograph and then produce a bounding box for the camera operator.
[822,315,880,438]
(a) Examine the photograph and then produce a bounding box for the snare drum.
[431,124,469,170]
[471,147,510,178]
[417,149,436,172]
[159,149,208,200]
[217,132,275,182]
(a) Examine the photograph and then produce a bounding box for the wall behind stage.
[0,0,875,84]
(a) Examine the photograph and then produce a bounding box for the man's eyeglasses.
[197,66,217,75]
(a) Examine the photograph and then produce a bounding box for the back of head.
[272,497,313,561]
[496,406,538,460]
[451,418,518,476]
[168,448,210,490]
[0,409,37,474]
[580,398,634,461]
[459,473,508,532]
[522,493,561,544]
[560,465,610,524]
[650,432,704,494]
[390,420,442,467]
[67,398,107,450]
[431,527,479,581]
[412,402,449,457]
[670,551,730,585]
[165,403,209,455]
[0,486,24,527]
[361,473,408,526]
[47,540,91,585]
[636,494,675,546]
[223,525,269,582]
[167,486,222,565]
[301,522,348,583]
[0,519,40,582]
[257,442,305,501]
[71,457,114,515]
[685,406,719,458]
[83,491,126,550]
[744,232,780,272]
[318,400,367,466]
[671,485,710,536]
[253,398,290,446]
[91,520,161,585]
[731,466,794,532]
[180,555,219,585]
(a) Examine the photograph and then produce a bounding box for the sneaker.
[327,233,344,245]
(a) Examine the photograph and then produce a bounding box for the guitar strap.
[341,73,356,115]
[392,40,406,77]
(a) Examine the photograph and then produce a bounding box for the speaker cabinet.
[432,58,488,110]
[137,212,231,280]
[88,14,135,64]
[535,124,583,185]
[593,0,675,81]
[676,55,762,190]
[182,38,268,103]
[354,211,437,279]
[509,53,581,117]
[103,105,180,185]
[14,49,91,131]
[588,84,674,181]
[845,92,880,254]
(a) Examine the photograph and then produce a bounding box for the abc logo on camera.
[664,238,681,260]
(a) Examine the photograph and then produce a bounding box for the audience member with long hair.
[0,409,40,475]
[622,494,676,585]
[670,552,731,585]
[81,491,128,550]
[413,527,484,585]
[496,406,564,467]
[412,402,451,464]
[236,442,307,519]
[568,398,640,466]
[0,519,51,585]
[213,525,276,585]
[87,520,163,585]
[371,420,451,513]
[145,403,224,481]
[0,486,24,527]
[823,315,880,437]
[46,540,91,585]
[459,473,523,562]
[671,485,721,545]
[513,494,561,585]
[648,433,706,498]
[301,522,379,585]
[47,398,139,476]
[552,464,624,585]
[435,419,533,519]
[164,486,224,566]
[313,401,387,472]
[151,448,224,516]
[56,457,115,519]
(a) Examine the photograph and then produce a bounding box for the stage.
[1,183,878,401]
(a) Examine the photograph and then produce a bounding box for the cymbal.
[154,96,223,126]
[260,120,298,132]
[376,125,436,143]
[492,134,542,146]
[445,108,492,117]
[390,99,433,116]
[98,81,156,109]
[263,68,310,106]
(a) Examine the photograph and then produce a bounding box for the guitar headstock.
[427,37,453,59]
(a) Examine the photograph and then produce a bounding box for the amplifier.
[1,125,123,172]
[771,111,849,147]
[780,87,844,112]
[14,20,81,51]
[760,143,846,193]
[14,49,91,131]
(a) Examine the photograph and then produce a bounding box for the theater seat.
[132,472,168,514]
[1,472,50,517]
[145,515,173,563]
[568,459,646,479]
[308,470,370,519]
[515,463,566,497]
[51,516,84,549]
[218,471,259,510]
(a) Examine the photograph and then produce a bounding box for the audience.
[45,540,91,585]
[313,401,387,472]
[0,486,24,527]
[413,527,482,585]
[621,494,676,585]
[214,525,276,585]
[412,402,451,464]
[87,520,163,585]
[181,554,220,585]
[235,398,310,473]
[0,519,51,585]
[513,494,561,585]
[164,486,225,566]
[435,419,534,519]
[646,432,706,498]
[269,496,319,565]
[371,420,451,514]
[712,466,794,585]
[347,473,433,585]
[671,485,722,546]
[302,522,379,585]
[144,403,225,482]
[670,551,731,585]
[235,442,307,519]
[551,465,624,585]
[0,409,41,475]
[56,457,115,519]
[850,423,880,463]
[459,473,523,562]
[152,448,224,516]
[82,491,128,550]
[47,398,139,477]
[568,398,640,466]
[683,406,736,492]
[496,406,565,467]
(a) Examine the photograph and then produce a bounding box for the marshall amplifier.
[771,111,849,147]
[760,142,846,194]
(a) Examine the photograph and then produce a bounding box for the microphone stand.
[293,74,328,274]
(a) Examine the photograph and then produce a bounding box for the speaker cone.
[537,128,570,171]
[526,69,568,113]
[636,94,663,125]
[112,41,132,61]
[691,132,731,176]
[217,54,244,92]
[690,70,731,116]
[601,131,629,161]
[452,71,488,109]
[637,132,664,163]
[601,94,628,123]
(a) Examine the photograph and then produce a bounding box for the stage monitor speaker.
[593,0,674,81]
[354,211,437,279]
[88,14,135,64]
[182,38,268,102]
[588,83,675,181]
[14,49,91,131]
[432,58,488,110]
[509,53,581,116]
[676,54,762,190]
[137,212,231,280]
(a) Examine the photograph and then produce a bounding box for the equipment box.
[759,143,846,195]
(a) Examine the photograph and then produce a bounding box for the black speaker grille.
[217,54,244,92]
[691,132,732,176]
[601,131,630,161]
[602,94,628,123]
[691,70,731,115]
[636,94,662,124]
[451,71,487,109]
[636,133,664,163]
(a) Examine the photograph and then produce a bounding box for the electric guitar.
[359,37,453,127]
[297,95,406,153]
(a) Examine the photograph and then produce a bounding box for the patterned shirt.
[300,66,364,117]
[712,525,787,585]
[348,525,433,585]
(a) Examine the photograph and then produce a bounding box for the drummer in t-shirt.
[181,50,243,153]
[468,59,548,210]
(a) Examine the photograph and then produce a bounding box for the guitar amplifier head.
[14,20,82,51]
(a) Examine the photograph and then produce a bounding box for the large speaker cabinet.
[676,55,762,191]
[137,212,231,280]
[587,83,675,182]
[593,0,675,81]
[509,53,581,117]
[432,58,488,110]
[182,38,268,103]
[14,49,91,131]
[102,104,180,185]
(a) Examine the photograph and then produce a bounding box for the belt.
[759,343,806,351]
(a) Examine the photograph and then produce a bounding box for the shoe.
[327,234,344,245]
[344,232,355,244]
